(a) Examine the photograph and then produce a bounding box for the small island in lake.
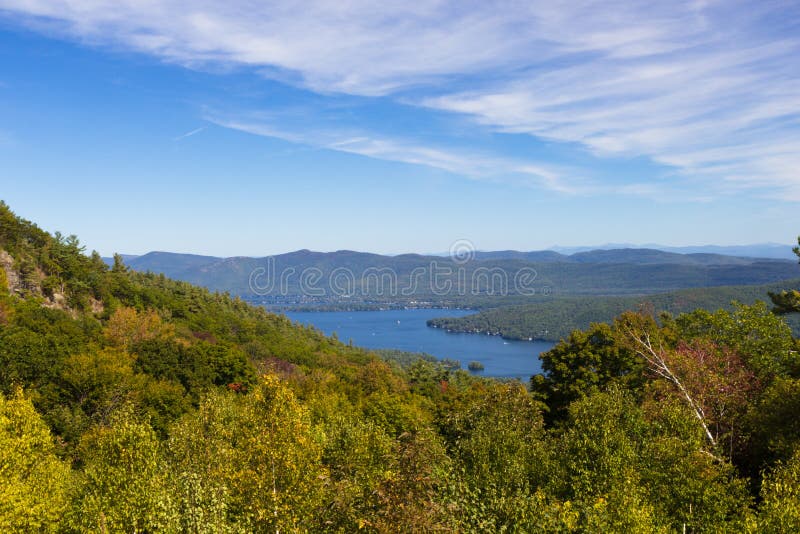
[467,361,485,371]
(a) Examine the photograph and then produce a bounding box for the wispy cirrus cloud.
[205,111,590,195]
[423,35,800,199]
[2,0,799,198]
[209,107,714,202]
[172,126,205,141]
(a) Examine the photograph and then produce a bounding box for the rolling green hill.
[113,248,799,308]
[428,279,800,342]
[122,251,221,279]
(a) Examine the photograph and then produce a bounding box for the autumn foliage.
[1,201,800,531]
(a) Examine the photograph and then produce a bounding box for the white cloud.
[1,1,549,94]
[2,0,799,198]
[172,126,205,141]
[208,110,698,200]
[205,112,588,195]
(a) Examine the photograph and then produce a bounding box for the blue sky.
[1,1,798,256]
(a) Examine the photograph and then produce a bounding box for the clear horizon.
[96,242,795,260]
[2,2,799,256]
[4,202,797,258]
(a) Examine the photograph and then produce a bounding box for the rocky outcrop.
[0,249,21,295]
[0,248,105,316]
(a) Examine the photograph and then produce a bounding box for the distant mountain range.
[472,248,781,265]
[105,247,799,308]
[547,243,796,260]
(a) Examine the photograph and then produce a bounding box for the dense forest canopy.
[428,281,800,342]
[1,200,800,532]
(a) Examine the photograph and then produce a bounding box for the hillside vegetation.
[2,200,800,532]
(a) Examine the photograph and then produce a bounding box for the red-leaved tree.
[623,320,759,460]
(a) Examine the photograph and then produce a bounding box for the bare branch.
[623,325,718,449]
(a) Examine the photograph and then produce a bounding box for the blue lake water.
[283,309,554,379]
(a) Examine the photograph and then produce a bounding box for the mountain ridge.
[103,248,798,306]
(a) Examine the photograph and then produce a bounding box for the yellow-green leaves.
[0,390,71,532]
[169,374,328,533]
[104,306,174,350]
[758,449,800,533]
[69,406,179,532]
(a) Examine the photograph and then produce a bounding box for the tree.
[60,347,138,425]
[320,414,396,531]
[169,375,328,532]
[369,429,455,532]
[769,236,800,314]
[745,377,800,469]
[676,302,797,379]
[104,307,173,350]
[622,319,757,457]
[0,390,71,532]
[531,320,644,421]
[546,388,752,532]
[758,449,800,532]
[111,253,128,274]
[638,395,753,532]
[544,388,668,532]
[441,382,547,529]
[68,406,179,532]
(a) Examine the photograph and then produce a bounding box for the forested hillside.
[116,248,799,308]
[428,281,800,342]
[2,200,800,532]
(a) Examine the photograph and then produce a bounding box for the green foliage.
[0,302,94,393]
[639,395,754,531]
[531,320,644,421]
[0,390,71,532]
[60,347,138,421]
[758,449,800,532]
[169,376,328,532]
[446,382,543,488]
[368,429,455,532]
[676,301,798,378]
[111,252,128,274]
[372,347,439,367]
[441,381,547,530]
[320,415,396,530]
[546,388,752,532]
[769,236,800,315]
[539,389,667,532]
[548,388,646,498]
[467,360,484,371]
[68,406,179,532]
[132,338,255,397]
[0,202,797,531]
[429,279,800,342]
[746,377,800,469]
[770,289,800,314]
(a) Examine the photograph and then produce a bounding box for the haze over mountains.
[107,246,799,307]
[114,243,797,269]
[471,248,788,265]
[547,243,796,259]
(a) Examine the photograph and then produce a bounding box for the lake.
[283,309,554,379]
